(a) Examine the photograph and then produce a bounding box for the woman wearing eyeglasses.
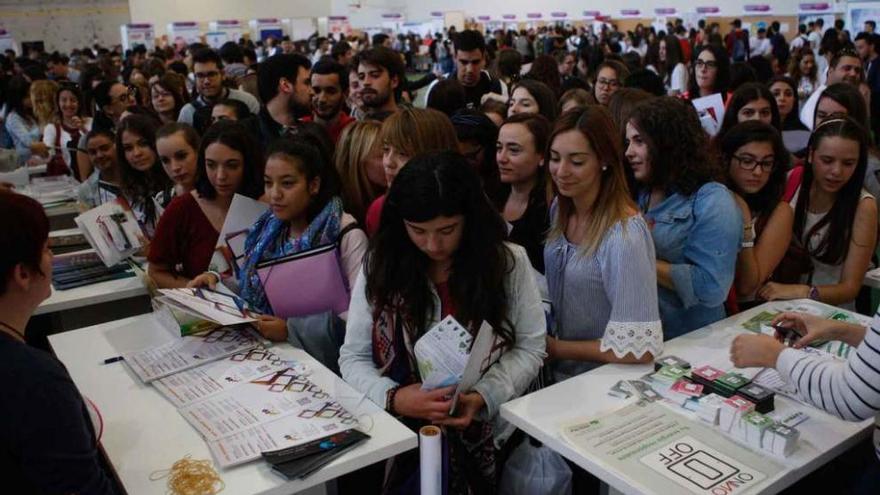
[686,45,730,101]
[720,122,793,310]
[593,60,629,106]
[758,116,877,309]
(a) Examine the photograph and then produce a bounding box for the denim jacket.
[639,182,742,338]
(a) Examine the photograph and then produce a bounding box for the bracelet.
[386,386,400,414]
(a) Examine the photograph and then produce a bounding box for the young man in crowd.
[177,48,259,128]
[424,29,507,110]
[255,53,313,144]
[303,59,354,143]
[355,46,404,119]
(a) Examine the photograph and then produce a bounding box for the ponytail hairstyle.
[794,115,870,264]
[365,151,515,346]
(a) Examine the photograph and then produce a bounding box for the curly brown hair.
[625,96,720,196]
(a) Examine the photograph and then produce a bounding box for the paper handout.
[413,316,503,413]
[157,287,259,327]
[74,197,144,267]
[152,347,300,407]
[209,194,268,278]
[122,326,262,383]
[691,93,725,137]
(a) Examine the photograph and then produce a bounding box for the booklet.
[122,326,262,383]
[691,93,725,137]
[74,197,144,267]
[179,367,357,441]
[156,288,259,327]
[209,194,268,278]
[413,316,503,414]
[152,348,301,407]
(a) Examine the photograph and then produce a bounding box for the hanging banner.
[120,23,155,52]
[798,2,833,13]
[695,7,721,14]
[249,18,283,42]
[620,9,642,18]
[743,4,773,15]
[209,20,246,45]
[583,10,602,20]
[655,8,677,16]
[167,21,201,45]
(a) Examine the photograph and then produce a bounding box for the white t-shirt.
[667,63,688,95]
[42,118,92,169]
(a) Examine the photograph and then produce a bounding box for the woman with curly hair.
[687,44,730,101]
[624,97,742,337]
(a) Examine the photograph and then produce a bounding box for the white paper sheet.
[152,348,300,407]
[157,288,259,326]
[178,367,356,442]
[209,194,269,277]
[122,326,262,382]
[75,198,144,267]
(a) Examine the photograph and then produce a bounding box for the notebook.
[256,243,350,318]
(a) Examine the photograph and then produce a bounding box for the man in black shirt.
[425,29,507,110]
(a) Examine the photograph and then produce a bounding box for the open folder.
[256,243,350,319]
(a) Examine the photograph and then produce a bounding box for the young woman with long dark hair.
[759,117,877,309]
[720,122,793,308]
[340,151,545,492]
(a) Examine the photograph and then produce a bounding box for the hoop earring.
[602,165,608,171]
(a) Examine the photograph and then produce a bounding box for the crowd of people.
[2,15,880,495]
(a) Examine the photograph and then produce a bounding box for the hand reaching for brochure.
[435,392,486,430]
[729,334,784,369]
[393,384,455,422]
[187,272,219,290]
[255,315,288,342]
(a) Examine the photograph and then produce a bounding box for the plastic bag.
[499,437,572,495]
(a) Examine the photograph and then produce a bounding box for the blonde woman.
[545,105,663,381]
[334,120,386,225]
[364,107,459,235]
[30,80,59,129]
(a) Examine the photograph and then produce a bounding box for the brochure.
[691,93,725,137]
[157,288,259,327]
[561,401,781,495]
[179,367,356,441]
[152,348,300,407]
[209,194,268,278]
[413,316,503,414]
[122,326,262,383]
[74,197,144,267]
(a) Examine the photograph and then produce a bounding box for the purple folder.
[256,243,350,318]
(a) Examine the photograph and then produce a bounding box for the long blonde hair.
[30,79,59,128]
[335,120,384,224]
[548,105,636,255]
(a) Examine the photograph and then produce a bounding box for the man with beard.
[356,46,405,120]
[178,48,259,128]
[256,53,312,145]
[301,60,354,143]
[800,48,867,130]
[424,29,507,110]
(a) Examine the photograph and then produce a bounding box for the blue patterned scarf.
[238,197,344,314]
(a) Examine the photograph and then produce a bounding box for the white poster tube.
[419,425,442,495]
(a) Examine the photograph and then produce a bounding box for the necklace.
[0,320,25,342]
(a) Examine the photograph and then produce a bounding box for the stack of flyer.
[153,287,258,336]
[74,198,144,267]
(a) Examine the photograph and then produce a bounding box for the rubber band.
[149,455,224,495]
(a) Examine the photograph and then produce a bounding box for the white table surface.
[49,314,417,495]
[36,248,149,316]
[501,300,874,495]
